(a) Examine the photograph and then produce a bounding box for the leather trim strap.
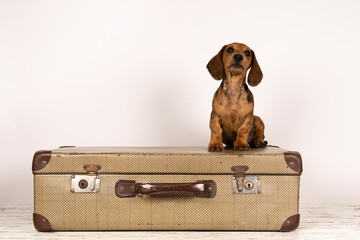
[115,180,136,197]
[32,150,51,172]
[197,180,217,198]
[115,180,217,198]
[284,151,303,173]
[34,172,300,176]
[33,213,53,231]
[280,214,300,232]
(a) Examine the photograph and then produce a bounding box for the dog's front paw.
[251,139,268,148]
[208,142,223,152]
[234,141,250,151]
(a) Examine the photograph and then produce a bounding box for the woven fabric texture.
[35,147,296,174]
[34,174,299,230]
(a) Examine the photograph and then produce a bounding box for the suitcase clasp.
[70,164,102,193]
[71,175,100,193]
[231,165,261,194]
[231,166,248,192]
[84,164,101,175]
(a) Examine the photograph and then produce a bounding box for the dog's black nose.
[233,54,243,62]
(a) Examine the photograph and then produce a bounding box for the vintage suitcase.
[32,146,302,231]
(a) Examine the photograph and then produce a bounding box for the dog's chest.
[222,87,251,114]
[225,101,247,126]
[215,87,253,131]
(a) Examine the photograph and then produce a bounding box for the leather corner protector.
[197,180,217,198]
[115,180,136,198]
[280,214,300,232]
[284,151,303,173]
[32,150,52,172]
[33,213,53,231]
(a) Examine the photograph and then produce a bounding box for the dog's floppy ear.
[207,45,226,80]
[247,50,263,87]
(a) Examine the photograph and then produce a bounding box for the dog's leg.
[208,112,223,151]
[234,115,253,151]
[250,115,268,148]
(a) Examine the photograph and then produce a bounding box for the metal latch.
[70,164,101,193]
[231,165,261,194]
[83,164,101,175]
[231,166,248,191]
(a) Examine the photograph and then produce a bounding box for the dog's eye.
[244,50,251,56]
[226,47,234,53]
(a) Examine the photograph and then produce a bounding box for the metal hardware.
[244,180,254,190]
[70,164,101,193]
[231,165,249,191]
[83,164,101,175]
[71,175,100,193]
[231,176,261,194]
[78,179,88,189]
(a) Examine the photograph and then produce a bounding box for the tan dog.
[207,43,267,151]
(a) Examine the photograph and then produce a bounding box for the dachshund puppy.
[207,43,267,151]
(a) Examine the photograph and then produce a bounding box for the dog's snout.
[233,54,243,62]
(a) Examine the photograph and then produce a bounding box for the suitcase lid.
[32,146,302,175]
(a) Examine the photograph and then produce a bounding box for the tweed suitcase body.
[32,146,302,231]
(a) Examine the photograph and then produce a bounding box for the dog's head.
[206,43,263,86]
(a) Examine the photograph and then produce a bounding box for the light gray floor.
[0,204,359,239]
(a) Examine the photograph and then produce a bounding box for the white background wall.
[1,0,359,204]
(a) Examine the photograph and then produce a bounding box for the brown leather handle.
[115,180,216,198]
